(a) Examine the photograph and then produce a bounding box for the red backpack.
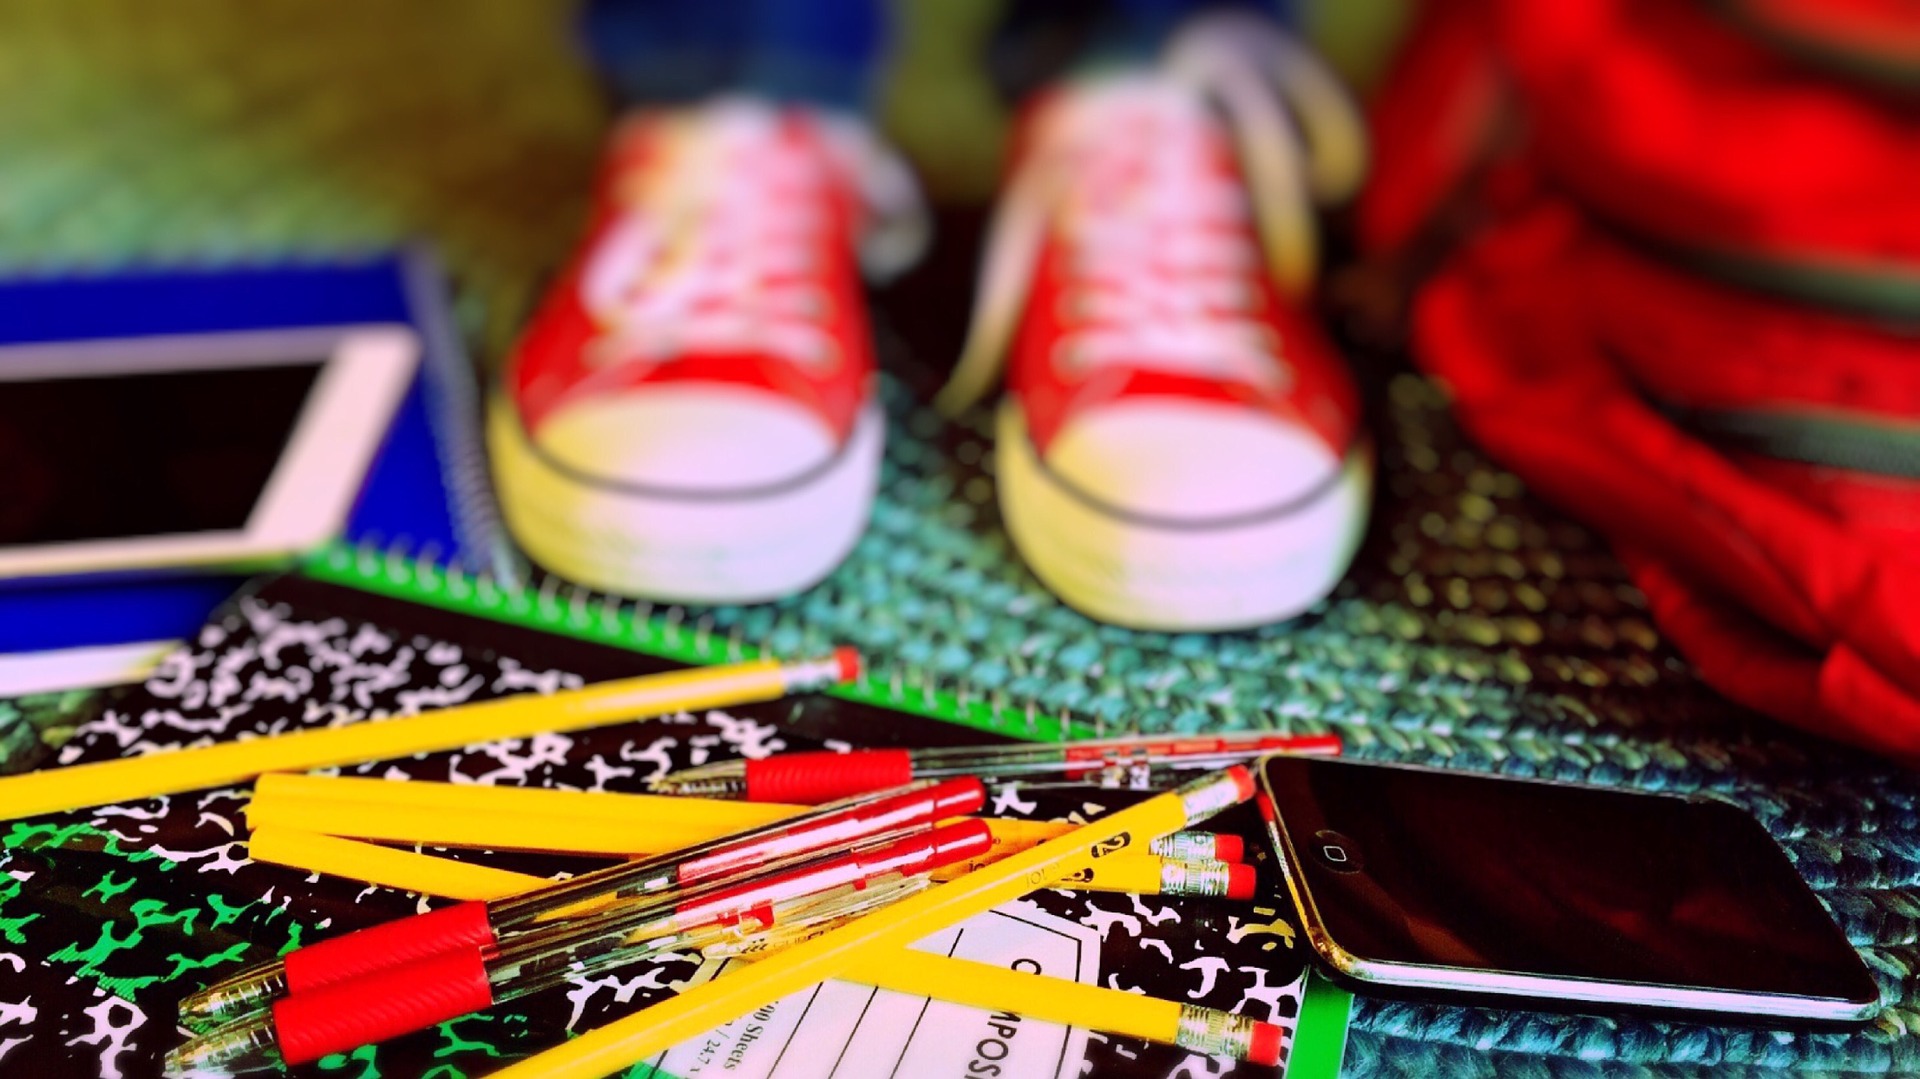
[1364,0,1920,758]
[1415,200,1920,757]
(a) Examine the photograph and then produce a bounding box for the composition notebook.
[0,557,1351,1078]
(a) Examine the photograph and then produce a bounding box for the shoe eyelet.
[796,334,841,374]
[1051,338,1087,376]
[791,285,832,320]
[1226,280,1258,312]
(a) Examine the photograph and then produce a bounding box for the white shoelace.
[580,101,925,376]
[938,18,1365,416]
[1048,87,1288,391]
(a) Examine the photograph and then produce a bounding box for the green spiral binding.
[301,539,1093,743]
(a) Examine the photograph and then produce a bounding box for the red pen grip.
[284,901,494,993]
[276,948,494,1065]
[744,749,914,804]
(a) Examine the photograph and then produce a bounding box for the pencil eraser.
[1227,765,1257,803]
[832,646,863,683]
[1211,833,1246,864]
[1248,1020,1284,1067]
[1226,863,1257,901]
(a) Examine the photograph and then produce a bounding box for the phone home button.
[1312,830,1363,874]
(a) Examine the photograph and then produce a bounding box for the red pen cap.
[881,819,995,876]
[796,820,994,888]
[686,820,996,928]
[927,777,988,820]
[679,777,987,884]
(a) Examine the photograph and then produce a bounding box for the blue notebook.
[0,251,501,684]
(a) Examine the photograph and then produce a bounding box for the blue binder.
[0,252,497,661]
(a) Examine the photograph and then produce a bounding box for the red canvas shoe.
[490,98,923,602]
[943,49,1371,631]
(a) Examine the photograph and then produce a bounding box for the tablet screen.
[0,361,324,546]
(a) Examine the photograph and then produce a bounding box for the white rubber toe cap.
[998,401,1371,631]
[490,392,882,604]
[1042,398,1346,524]
[534,384,840,493]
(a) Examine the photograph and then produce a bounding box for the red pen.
[168,825,993,1075]
[494,821,992,980]
[183,777,986,1027]
[649,731,1343,802]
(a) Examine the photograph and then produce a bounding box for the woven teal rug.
[1,5,1915,1076]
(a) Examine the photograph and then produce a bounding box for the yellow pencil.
[246,776,1239,866]
[489,766,1256,1079]
[239,827,1281,1063]
[835,950,1282,1065]
[0,651,857,821]
[248,824,1252,900]
[1041,853,1256,899]
[254,773,791,833]
[245,798,730,856]
[250,828,538,901]
[245,788,1049,859]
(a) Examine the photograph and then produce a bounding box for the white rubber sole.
[488,396,883,604]
[996,403,1372,631]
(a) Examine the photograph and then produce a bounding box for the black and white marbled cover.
[0,575,1314,1079]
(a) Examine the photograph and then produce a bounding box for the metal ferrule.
[1172,1004,1263,1060]
[176,963,289,1031]
[1175,771,1246,825]
[1158,859,1235,898]
[1148,831,1223,862]
[648,775,747,798]
[779,654,850,693]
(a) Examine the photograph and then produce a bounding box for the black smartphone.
[1256,755,1879,1025]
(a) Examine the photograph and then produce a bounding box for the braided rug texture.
[0,4,1915,1076]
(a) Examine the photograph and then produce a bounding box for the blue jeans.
[579,0,1291,111]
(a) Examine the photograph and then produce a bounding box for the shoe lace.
[937,18,1364,415]
[580,103,922,375]
[1048,90,1287,391]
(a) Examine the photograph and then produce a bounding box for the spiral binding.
[397,245,521,587]
[304,534,1101,744]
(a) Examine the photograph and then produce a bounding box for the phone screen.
[1260,756,1877,1008]
[0,361,324,547]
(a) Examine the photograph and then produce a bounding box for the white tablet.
[0,326,419,582]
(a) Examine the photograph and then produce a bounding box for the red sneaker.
[490,98,923,602]
[943,56,1372,631]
